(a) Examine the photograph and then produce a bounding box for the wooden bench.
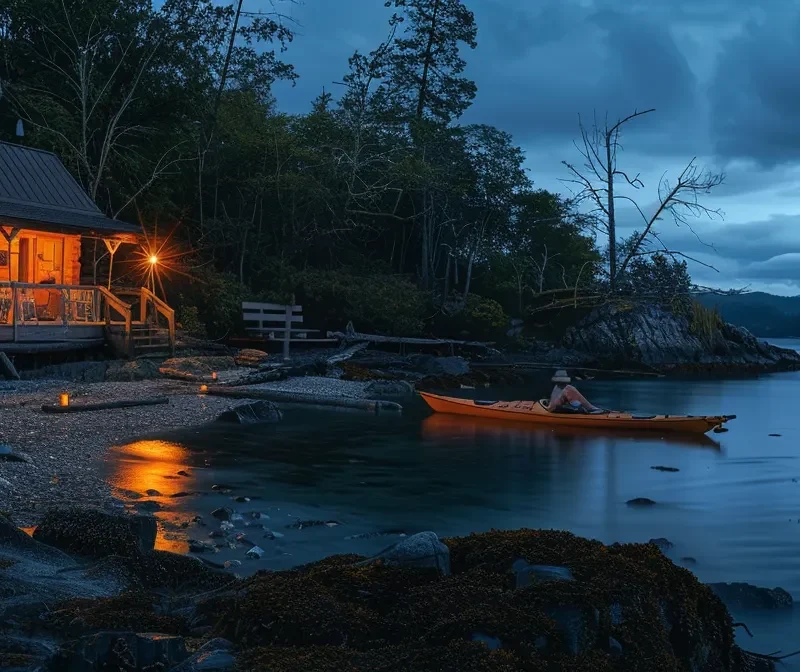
[241,302,337,360]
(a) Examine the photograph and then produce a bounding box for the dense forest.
[0,0,719,340]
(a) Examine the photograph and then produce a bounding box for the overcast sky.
[270,0,800,295]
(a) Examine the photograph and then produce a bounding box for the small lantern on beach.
[59,392,69,407]
[211,372,217,382]
[200,384,208,394]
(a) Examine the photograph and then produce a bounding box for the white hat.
[551,369,571,384]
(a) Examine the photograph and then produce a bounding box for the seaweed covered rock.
[213,529,767,671]
[32,507,156,558]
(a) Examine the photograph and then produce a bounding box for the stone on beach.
[360,530,451,575]
[216,400,282,424]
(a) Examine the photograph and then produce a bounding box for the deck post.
[282,304,291,361]
[11,284,16,342]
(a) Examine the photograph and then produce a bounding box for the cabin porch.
[0,282,175,357]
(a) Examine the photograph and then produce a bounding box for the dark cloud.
[709,7,800,166]
[463,1,702,154]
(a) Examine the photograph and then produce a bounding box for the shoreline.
[0,376,371,527]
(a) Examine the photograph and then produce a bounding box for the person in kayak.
[549,370,599,413]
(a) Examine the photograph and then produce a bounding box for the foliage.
[689,301,723,347]
[171,269,245,340]
[251,264,430,336]
[437,294,508,341]
[175,303,207,339]
[612,243,692,302]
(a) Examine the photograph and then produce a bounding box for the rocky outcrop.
[559,303,800,373]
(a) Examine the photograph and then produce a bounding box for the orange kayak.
[418,391,735,435]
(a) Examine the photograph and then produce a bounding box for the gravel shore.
[0,375,370,526]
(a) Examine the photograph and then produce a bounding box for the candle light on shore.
[200,384,208,393]
[59,392,69,407]
[211,371,217,381]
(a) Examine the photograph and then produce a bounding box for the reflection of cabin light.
[211,372,217,381]
[149,255,158,265]
[199,384,208,393]
[59,393,69,407]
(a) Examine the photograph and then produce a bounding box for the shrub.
[689,301,723,347]
[175,303,206,338]
[170,269,246,340]
[437,294,509,341]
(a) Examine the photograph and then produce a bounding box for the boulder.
[33,508,156,558]
[234,349,269,368]
[707,582,793,610]
[360,530,450,575]
[47,631,187,672]
[364,380,415,397]
[627,497,657,507]
[216,401,282,424]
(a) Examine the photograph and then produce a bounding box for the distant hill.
[696,292,800,338]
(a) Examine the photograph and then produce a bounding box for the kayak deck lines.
[418,391,735,435]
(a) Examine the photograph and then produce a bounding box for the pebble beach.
[0,375,371,527]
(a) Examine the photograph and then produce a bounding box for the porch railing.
[0,282,175,356]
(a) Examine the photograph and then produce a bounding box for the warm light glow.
[200,384,208,393]
[149,255,158,265]
[105,439,194,553]
[59,393,69,407]
[211,372,217,381]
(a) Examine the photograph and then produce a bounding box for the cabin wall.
[0,228,81,285]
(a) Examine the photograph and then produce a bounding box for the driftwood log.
[326,342,369,364]
[204,387,402,414]
[327,330,493,349]
[41,397,170,413]
[0,352,20,380]
[215,369,286,387]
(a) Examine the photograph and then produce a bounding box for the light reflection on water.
[106,439,195,553]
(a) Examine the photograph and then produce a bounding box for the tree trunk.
[464,247,476,299]
[420,215,430,289]
[443,251,451,302]
[415,0,441,119]
[605,131,617,290]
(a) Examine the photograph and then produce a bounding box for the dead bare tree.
[562,108,725,291]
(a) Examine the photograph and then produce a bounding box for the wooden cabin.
[0,141,174,357]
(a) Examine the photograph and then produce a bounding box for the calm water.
[104,366,800,662]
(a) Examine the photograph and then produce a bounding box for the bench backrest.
[242,302,302,332]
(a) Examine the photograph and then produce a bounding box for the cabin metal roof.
[0,141,141,238]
